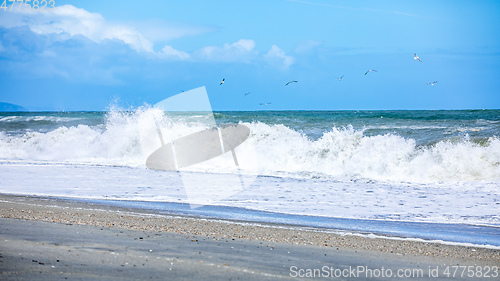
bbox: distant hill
[0,102,28,112]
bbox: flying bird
[414,53,422,62]
[220,78,225,85]
[260,102,272,106]
[427,81,438,85]
[364,69,377,75]
[336,75,344,81]
[286,80,298,86]
[244,92,250,96]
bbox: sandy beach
[0,194,498,280]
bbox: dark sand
[0,194,498,280]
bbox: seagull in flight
[364,69,377,75]
[336,75,344,81]
[427,81,438,85]
[220,78,225,85]
[260,102,272,106]
[286,80,298,86]
[414,53,422,62]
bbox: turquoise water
[2,109,499,143]
[215,110,500,144]
[0,109,499,183]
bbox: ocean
[1,109,499,246]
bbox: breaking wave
[0,107,499,184]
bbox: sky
[0,0,499,111]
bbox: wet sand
[0,194,498,280]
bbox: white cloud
[0,5,154,53]
[101,25,153,53]
[39,5,105,37]
[265,45,295,68]
[160,39,294,68]
[0,5,215,55]
[133,20,215,42]
[0,5,294,69]
[159,45,190,60]
[196,39,258,63]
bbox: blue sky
[0,0,499,111]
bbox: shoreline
[0,194,498,262]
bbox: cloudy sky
[1,0,499,111]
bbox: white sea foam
[0,161,498,226]
[251,123,500,183]
[0,115,82,123]
[363,125,449,130]
[26,116,83,122]
[0,116,21,122]
[0,108,499,184]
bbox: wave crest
[0,108,498,183]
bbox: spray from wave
[0,107,499,183]
[250,122,500,183]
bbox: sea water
[0,109,499,245]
